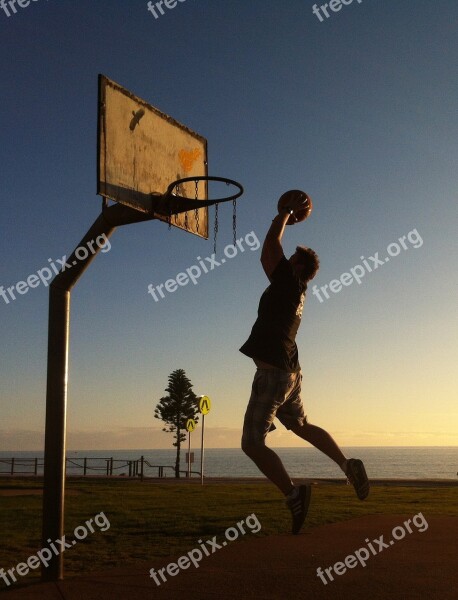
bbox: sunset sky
[1,0,457,450]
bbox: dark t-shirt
[239,255,307,372]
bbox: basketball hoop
[153,176,244,252]
[155,176,244,214]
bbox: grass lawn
[1,477,457,587]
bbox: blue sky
[1,0,457,450]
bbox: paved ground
[3,514,457,599]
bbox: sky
[0,0,457,451]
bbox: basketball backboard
[97,74,208,238]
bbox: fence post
[110,457,113,476]
[83,458,87,476]
[35,457,38,476]
[11,458,14,476]
[140,456,144,481]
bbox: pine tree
[154,369,199,478]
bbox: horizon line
[1,444,457,454]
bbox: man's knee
[290,420,309,435]
[241,438,265,457]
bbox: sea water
[1,447,457,479]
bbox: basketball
[277,190,313,225]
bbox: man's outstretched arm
[261,210,292,279]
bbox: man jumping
[240,191,369,535]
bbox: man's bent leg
[242,369,297,495]
[291,421,346,467]
[242,441,294,496]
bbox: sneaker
[345,458,370,500]
[286,484,312,535]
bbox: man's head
[289,246,319,282]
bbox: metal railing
[0,457,201,479]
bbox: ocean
[1,447,457,480]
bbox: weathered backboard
[97,75,208,238]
